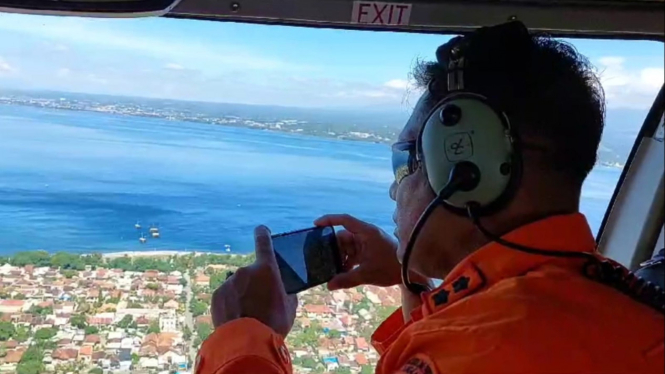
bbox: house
[4,349,25,364]
[0,300,26,314]
[195,315,212,326]
[355,337,369,352]
[164,299,179,309]
[52,348,79,364]
[303,304,333,318]
[83,334,101,346]
[57,338,72,347]
[355,353,368,366]
[139,357,159,369]
[78,346,93,362]
[158,350,187,367]
[159,315,177,332]
[143,270,159,280]
[195,274,210,286]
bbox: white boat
[149,225,159,233]
[135,221,141,229]
[151,231,160,238]
[139,234,147,244]
[225,244,231,253]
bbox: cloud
[597,56,664,109]
[0,57,14,73]
[384,79,410,90]
[164,63,185,70]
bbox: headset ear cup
[418,93,519,215]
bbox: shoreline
[100,250,249,259]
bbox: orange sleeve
[195,318,292,374]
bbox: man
[196,23,664,374]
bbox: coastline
[100,250,248,259]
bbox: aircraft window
[0,12,663,374]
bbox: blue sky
[0,12,662,110]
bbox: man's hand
[210,226,298,337]
[314,214,403,291]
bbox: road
[183,273,197,367]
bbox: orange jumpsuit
[195,213,664,374]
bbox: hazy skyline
[0,12,663,111]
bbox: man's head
[390,24,606,279]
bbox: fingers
[327,268,364,291]
[254,225,277,268]
[314,214,375,234]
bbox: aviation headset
[399,21,665,313]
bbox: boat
[151,231,160,238]
[139,234,147,244]
[135,221,141,229]
[225,244,231,253]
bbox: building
[0,300,26,314]
[159,315,177,332]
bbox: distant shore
[100,250,247,259]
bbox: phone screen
[272,226,341,294]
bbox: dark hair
[413,33,606,187]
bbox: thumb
[254,225,277,267]
[327,268,364,291]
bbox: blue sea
[0,104,620,254]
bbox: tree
[146,283,159,291]
[28,305,53,316]
[209,271,227,290]
[328,329,342,339]
[13,293,26,300]
[190,300,208,317]
[84,326,99,335]
[70,314,88,329]
[179,277,188,286]
[196,322,213,341]
[0,321,16,341]
[17,360,43,374]
[88,368,103,374]
[14,325,31,342]
[334,368,352,374]
[360,365,373,374]
[301,357,319,369]
[147,320,161,334]
[131,353,140,365]
[182,325,192,340]
[117,315,133,329]
[34,327,58,341]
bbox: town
[0,251,400,374]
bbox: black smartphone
[271,226,342,294]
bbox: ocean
[0,104,620,255]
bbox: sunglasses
[391,141,420,184]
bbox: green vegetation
[116,315,133,329]
[28,305,53,316]
[327,329,342,339]
[34,327,58,341]
[209,271,227,290]
[147,320,161,334]
[190,299,208,317]
[334,368,352,374]
[89,368,103,374]
[14,326,31,342]
[182,325,192,340]
[70,314,87,329]
[84,326,99,335]
[0,321,16,341]
[146,283,159,291]
[17,346,44,374]
[361,365,374,374]
[196,322,213,341]
[0,250,253,273]
[375,305,398,321]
